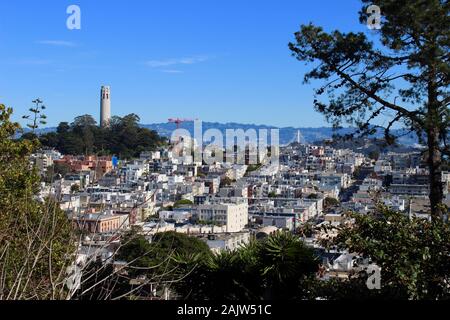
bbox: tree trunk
[427,68,444,220]
[427,126,444,220]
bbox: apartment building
[197,202,249,232]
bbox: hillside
[28,122,420,147]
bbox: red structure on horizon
[168,118,195,129]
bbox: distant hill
[140,122,420,147]
[27,122,420,147]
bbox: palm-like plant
[172,232,320,300]
[22,99,47,134]
[258,232,319,299]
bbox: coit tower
[100,86,111,127]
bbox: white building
[197,202,249,233]
[205,232,250,254]
[122,162,149,183]
[374,160,392,174]
[320,173,351,189]
[33,149,62,175]
[262,216,294,231]
[159,210,192,222]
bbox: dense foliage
[172,232,319,300]
[38,114,166,159]
[0,104,75,300]
[173,199,194,208]
[320,207,450,300]
[324,197,340,208]
[289,0,449,218]
[116,231,211,278]
[76,231,211,300]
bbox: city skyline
[0,0,365,128]
[1,0,448,305]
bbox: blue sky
[0,0,366,128]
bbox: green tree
[71,114,97,128]
[257,232,319,299]
[71,115,97,155]
[0,104,75,300]
[40,114,166,158]
[289,0,449,219]
[20,132,38,141]
[324,197,340,208]
[70,184,80,194]
[173,232,319,300]
[321,207,450,299]
[44,162,72,183]
[117,231,211,280]
[152,231,210,257]
[245,163,262,176]
[174,199,194,208]
[116,232,156,277]
[220,176,233,187]
[56,122,70,135]
[368,150,380,161]
[22,98,47,134]
[75,258,132,300]
[297,222,315,238]
[39,132,59,149]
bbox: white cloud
[145,55,209,68]
[36,40,77,47]
[161,69,184,74]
